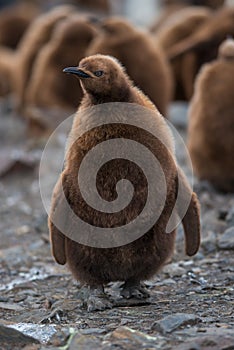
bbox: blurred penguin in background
[0,46,14,97]
[154,6,211,100]
[0,2,39,49]
[13,5,75,113]
[188,38,234,192]
[168,6,234,100]
[151,0,225,33]
[25,15,97,129]
[88,17,173,116]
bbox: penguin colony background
[0,0,233,312]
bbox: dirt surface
[0,101,233,350]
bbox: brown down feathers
[87,18,173,116]
[48,54,200,286]
[188,38,234,192]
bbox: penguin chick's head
[63,54,131,102]
[99,17,136,39]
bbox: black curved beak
[63,67,91,78]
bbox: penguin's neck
[87,85,132,105]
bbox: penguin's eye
[94,70,104,77]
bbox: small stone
[68,333,102,350]
[217,227,234,250]
[162,263,186,277]
[152,313,201,334]
[16,225,31,235]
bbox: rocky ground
[0,100,233,350]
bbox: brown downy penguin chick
[0,46,14,97]
[25,16,97,123]
[87,18,173,116]
[155,7,211,100]
[150,0,225,33]
[0,3,39,49]
[188,38,234,192]
[48,54,200,311]
[156,7,211,53]
[168,7,234,64]
[13,5,75,113]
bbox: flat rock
[0,302,24,311]
[105,326,166,349]
[217,227,234,250]
[152,313,201,334]
[174,334,234,350]
[0,324,40,350]
[68,333,102,350]
[9,323,69,345]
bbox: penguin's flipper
[48,175,68,265]
[177,167,201,256]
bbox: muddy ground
[0,101,233,350]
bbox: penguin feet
[81,285,112,312]
[120,281,150,299]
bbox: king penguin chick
[0,3,39,49]
[150,0,224,33]
[87,18,173,117]
[168,7,234,67]
[25,15,97,123]
[48,54,200,311]
[0,46,14,97]
[188,38,234,192]
[13,5,75,113]
[155,7,211,100]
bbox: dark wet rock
[217,227,234,250]
[152,313,201,334]
[0,324,40,350]
[105,326,166,349]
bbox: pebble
[152,313,201,334]
[162,263,186,277]
[68,333,102,350]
